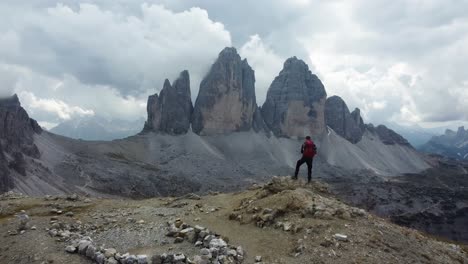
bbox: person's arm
[301,143,304,153]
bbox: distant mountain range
[50,116,144,141]
[420,126,468,160]
[384,123,443,148]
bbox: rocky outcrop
[350,108,366,132]
[144,70,193,134]
[262,57,327,138]
[0,94,43,192]
[0,94,41,157]
[145,93,162,132]
[192,47,258,135]
[325,96,364,143]
[366,124,411,147]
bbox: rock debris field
[1,177,467,264]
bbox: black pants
[294,156,313,182]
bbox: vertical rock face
[144,70,193,135]
[159,71,193,134]
[0,94,42,157]
[252,107,270,134]
[325,96,364,143]
[192,47,258,135]
[0,144,13,193]
[145,93,162,132]
[261,57,327,138]
[0,94,42,191]
[351,108,366,132]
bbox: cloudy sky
[0,0,467,130]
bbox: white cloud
[293,0,468,126]
[19,91,94,120]
[0,63,147,123]
[1,0,468,129]
[38,121,59,130]
[0,3,231,97]
[0,2,233,124]
[240,35,284,105]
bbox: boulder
[192,47,259,135]
[262,57,327,138]
[144,70,193,134]
[325,96,364,143]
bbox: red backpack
[303,140,316,158]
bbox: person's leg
[293,157,306,180]
[306,158,313,183]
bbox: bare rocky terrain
[326,158,468,243]
[1,177,467,264]
[2,46,468,262]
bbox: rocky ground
[1,177,467,264]
[327,159,468,243]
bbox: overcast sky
[0,0,467,130]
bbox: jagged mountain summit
[325,96,364,143]
[0,47,429,198]
[420,126,468,160]
[192,47,261,135]
[262,57,327,138]
[144,70,193,135]
[324,95,412,147]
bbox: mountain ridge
[1,47,428,198]
[420,126,468,160]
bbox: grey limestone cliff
[192,47,258,135]
[262,57,327,138]
[0,94,42,157]
[144,70,193,134]
[0,94,42,190]
[325,96,364,143]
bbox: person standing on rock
[293,136,317,183]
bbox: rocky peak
[0,94,42,182]
[445,129,456,137]
[218,47,241,61]
[144,70,193,135]
[0,94,42,154]
[351,108,365,131]
[325,96,364,143]
[192,47,259,135]
[0,94,20,107]
[261,57,327,138]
